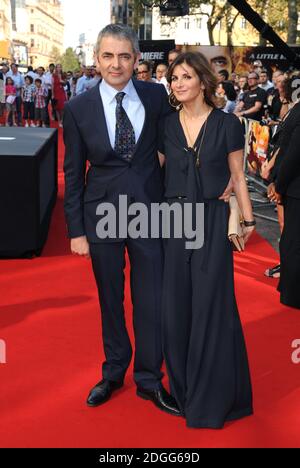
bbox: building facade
[0,0,13,61]
[152,4,260,47]
[111,0,152,40]
[11,0,64,68]
[77,0,111,66]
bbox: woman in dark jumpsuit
[161,52,255,429]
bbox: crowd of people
[1,52,299,129]
[0,62,101,128]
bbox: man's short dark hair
[139,60,152,72]
[168,49,180,57]
[249,72,259,79]
[218,69,229,80]
[25,75,34,84]
[96,23,140,56]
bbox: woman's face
[239,77,247,90]
[216,83,225,96]
[56,64,62,74]
[171,62,204,104]
[276,75,285,91]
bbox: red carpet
[0,128,300,448]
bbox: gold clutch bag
[228,195,245,252]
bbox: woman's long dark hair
[166,52,218,108]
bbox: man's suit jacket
[273,101,300,199]
[63,79,171,242]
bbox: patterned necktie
[114,92,136,161]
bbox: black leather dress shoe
[87,379,124,407]
[136,385,182,416]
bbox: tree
[225,3,240,46]
[188,0,228,45]
[138,0,296,46]
[50,46,61,64]
[287,0,299,44]
[59,48,80,72]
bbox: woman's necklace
[181,108,211,167]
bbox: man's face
[37,67,44,76]
[11,64,18,74]
[168,52,179,66]
[156,64,167,81]
[67,72,72,80]
[137,64,151,82]
[96,36,137,90]
[86,67,92,77]
[194,46,232,75]
[260,73,269,84]
[49,65,55,73]
[248,74,259,89]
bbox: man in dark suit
[63,24,180,416]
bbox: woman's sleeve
[275,121,300,194]
[225,113,245,154]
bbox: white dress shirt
[99,79,145,148]
[25,71,38,81]
[44,71,53,90]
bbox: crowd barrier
[241,117,278,223]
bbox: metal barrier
[241,117,278,223]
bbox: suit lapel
[131,80,151,159]
[87,84,115,154]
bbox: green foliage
[137,0,300,45]
[59,48,81,72]
[51,46,61,64]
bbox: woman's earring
[168,92,182,111]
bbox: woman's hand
[260,160,271,180]
[219,178,233,202]
[267,183,282,204]
[243,225,255,244]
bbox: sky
[61,0,111,49]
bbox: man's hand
[219,178,234,203]
[71,236,90,259]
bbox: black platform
[0,127,58,258]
